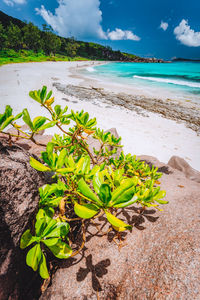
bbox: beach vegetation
[0,49,88,66]
[0,86,167,279]
[22,22,42,52]
[5,22,23,50]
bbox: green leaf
[54,105,62,117]
[40,86,47,102]
[5,105,12,118]
[29,91,41,103]
[111,187,137,207]
[87,118,96,127]
[33,116,46,131]
[35,217,46,238]
[113,168,124,186]
[41,152,51,166]
[156,199,168,204]
[26,244,42,271]
[56,149,67,169]
[44,222,70,239]
[105,211,132,232]
[113,195,138,208]
[20,229,36,249]
[89,165,100,177]
[22,109,33,130]
[93,171,104,194]
[78,178,101,205]
[56,168,74,174]
[154,190,166,200]
[40,184,57,198]
[111,178,138,204]
[66,155,75,168]
[60,117,70,125]
[74,202,99,219]
[30,157,51,172]
[40,196,63,207]
[39,253,49,279]
[35,208,54,237]
[42,238,59,247]
[81,156,90,174]
[13,112,23,121]
[98,184,111,206]
[46,90,53,100]
[39,121,57,131]
[37,207,55,220]
[83,112,89,124]
[46,142,54,165]
[47,240,72,259]
[0,113,6,126]
[0,115,14,130]
[41,218,57,237]
[76,157,84,174]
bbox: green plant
[20,208,72,278]
[0,86,167,279]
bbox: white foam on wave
[133,75,200,88]
[86,67,96,72]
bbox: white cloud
[3,0,26,6]
[174,19,200,47]
[35,0,140,41]
[36,0,107,40]
[107,28,140,41]
[160,21,168,31]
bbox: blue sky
[1,0,200,60]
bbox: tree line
[0,22,78,56]
[0,14,139,61]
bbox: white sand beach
[0,61,200,171]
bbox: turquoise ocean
[82,62,200,103]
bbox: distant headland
[172,58,200,62]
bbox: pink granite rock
[168,155,200,183]
[0,139,53,300]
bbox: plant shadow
[76,254,110,292]
[51,205,159,293]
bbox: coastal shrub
[0,86,167,279]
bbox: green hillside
[0,10,142,65]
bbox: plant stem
[77,139,96,165]
[1,131,31,140]
[42,104,73,137]
[71,220,86,257]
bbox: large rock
[0,139,51,300]
[168,155,200,183]
[40,156,200,300]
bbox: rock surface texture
[40,156,200,300]
[5,125,52,157]
[53,83,200,133]
[0,139,51,300]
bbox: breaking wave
[133,75,200,88]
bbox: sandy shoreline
[0,61,200,171]
[72,62,200,103]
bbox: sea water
[83,62,200,103]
